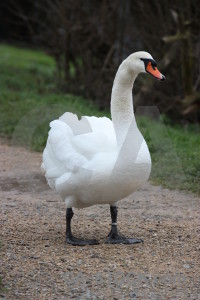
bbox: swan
[42,51,165,245]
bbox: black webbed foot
[66,235,98,246]
[106,232,143,244]
[106,206,143,244]
[66,208,98,246]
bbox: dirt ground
[0,138,199,300]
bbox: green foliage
[0,44,199,194]
[0,44,106,150]
[137,117,200,194]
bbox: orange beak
[146,61,165,81]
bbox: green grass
[137,116,200,194]
[0,44,105,150]
[0,44,199,194]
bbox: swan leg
[66,208,98,246]
[106,206,143,244]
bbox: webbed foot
[106,233,143,244]
[106,206,143,244]
[66,235,98,246]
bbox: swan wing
[71,115,116,157]
[42,113,117,187]
[42,117,87,183]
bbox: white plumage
[42,52,166,211]
[42,112,151,208]
[42,52,156,209]
[42,51,165,245]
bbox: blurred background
[0,0,199,193]
[1,0,200,118]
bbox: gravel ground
[0,138,200,299]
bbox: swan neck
[111,63,138,146]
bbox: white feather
[42,52,152,208]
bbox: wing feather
[42,114,116,189]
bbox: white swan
[42,51,165,245]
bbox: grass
[137,116,200,194]
[0,43,199,194]
[0,44,105,150]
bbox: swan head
[127,51,165,81]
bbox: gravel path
[0,138,199,299]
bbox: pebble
[183,264,191,269]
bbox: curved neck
[111,61,138,147]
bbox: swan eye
[151,61,157,70]
[140,58,157,70]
